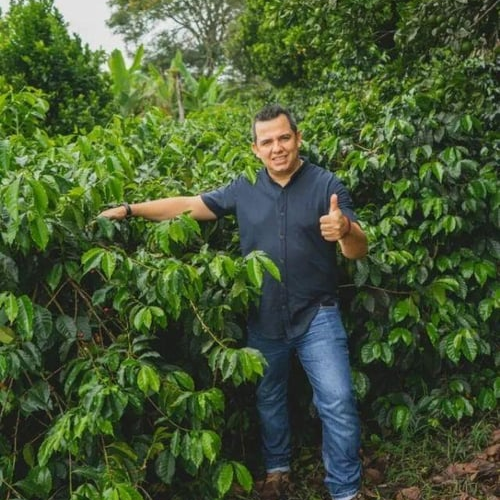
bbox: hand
[319,194,350,242]
[98,205,128,220]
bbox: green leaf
[430,161,444,183]
[220,349,238,381]
[0,325,15,344]
[246,256,263,288]
[360,341,377,364]
[169,220,186,243]
[29,179,49,214]
[380,343,394,365]
[201,430,221,463]
[155,450,176,485]
[17,295,34,340]
[477,388,496,411]
[426,323,439,346]
[445,334,461,364]
[222,255,237,277]
[392,299,409,323]
[169,370,195,391]
[81,248,104,274]
[19,342,42,372]
[460,330,478,362]
[1,292,19,323]
[493,378,500,399]
[15,465,52,499]
[55,315,77,338]
[209,255,225,281]
[29,216,50,250]
[137,364,160,394]
[216,462,234,496]
[352,370,370,400]
[392,179,411,200]
[391,405,411,431]
[23,443,36,468]
[109,49,131,94]
[101,251,117,280]
[170,430,181,457]
[354,259,369,287]
[478,299,492,321]
[182,432,203,468]
[149,306,167,327]
[233,461,253,492]
[46,263,63,291]
[473,261,496,286]
[388,328,413,346]
[4,177,20,221]
[256,253,281,281]
[20,380,52,414]
[102,487,120,500]
[115,484,143,500]
[0,138,11,170]
[133,306,153,332]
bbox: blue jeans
[248,305,361,500]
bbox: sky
[0,0,128,58]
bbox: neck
[268,158,304,186]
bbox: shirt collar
[262,156,310,187]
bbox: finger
[329,194,339,213]
[99,207,123,219]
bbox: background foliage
[0,0,498,499]
[0,0,114,134]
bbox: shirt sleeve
[200,178,241,218]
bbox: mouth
[272,155,288,165]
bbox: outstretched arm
[98,195,217,222]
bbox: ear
[296,130,303,147]
[251,143,260,157]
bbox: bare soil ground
[231,423,499,500]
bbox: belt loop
[319,299,336,307]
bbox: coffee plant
[0,100,276,499]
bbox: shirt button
[280,234,284,239]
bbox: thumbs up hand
[319,194,351,242]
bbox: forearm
[338,222,368,259]
[128,197,199,221]
[99,195,217,221]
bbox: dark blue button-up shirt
[201,158,358,339]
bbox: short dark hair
[252,104,298,142]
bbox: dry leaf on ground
[396,486,421,500]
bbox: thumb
[329,194,339,213]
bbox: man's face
[252,114,302,182]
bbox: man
[99,104,368,500]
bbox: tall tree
[0,0,113,134]
[107,0,244,75]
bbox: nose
[271,140,284,153]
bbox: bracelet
[340,216,352,239]
[121,202,133,218]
